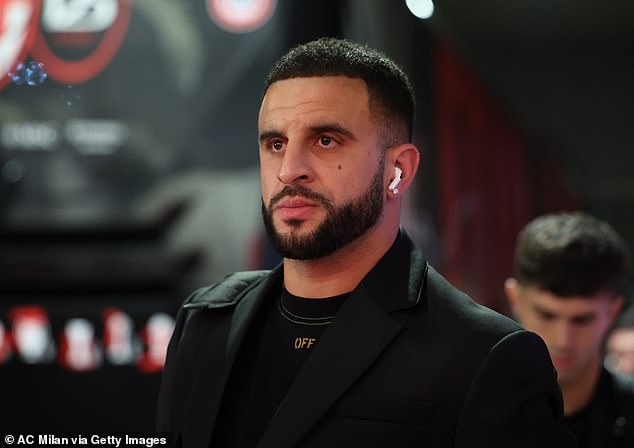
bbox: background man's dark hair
[611,305,634,332]
[264,37,415,147]
[513,212,627,297]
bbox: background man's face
[258,76,387,259]
[605,327,634,375]
[510,286,621,386]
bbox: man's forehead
[521,286,611,314]
[259,77,372,129]
[261,76,369,108]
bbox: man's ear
[608,295,625,324]
[504,278,522,312]
[386,143,420,196]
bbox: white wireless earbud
[388,167,402,194]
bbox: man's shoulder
[423,265,523,341]
[183,270,272,310]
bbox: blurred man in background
[605,305,634,376]
[506,212,634,447]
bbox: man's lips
[552,355,575,370]
[274,197,319,220]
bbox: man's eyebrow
[259,124,357,144]
[571,312,598,322]
[532,303,557,317]
[259,130,284,144]
[310,123,356,140]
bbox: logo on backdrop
[207,0,276,33]
[58,318,102,372]
[8,305,56,364]
[29,0,133,83]
[0,0,41,91]
[103,307,137,365]
[137,313,174,373]
[1,306,175,373]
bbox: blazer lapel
[180,268,283,447]
[257,283,403,448]
[257,230,427,448]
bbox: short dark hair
[513,212,626,297]
[264,37,415,146]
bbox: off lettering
[294,337,316,349]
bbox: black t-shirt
[563,405,591,448]
[211,288,348,447]
[561,368,634,448]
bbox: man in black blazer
[157,38,575,447]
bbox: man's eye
[271,140,284,151]
[572,316,596,326]
[537,312,556,321]
[319,136,334,147]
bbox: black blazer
[157,231,576,447]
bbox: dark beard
[261,160,385,260]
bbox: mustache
[268,185,334,211]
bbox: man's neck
[561,362,602,416]
[282,225,398,298]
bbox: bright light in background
[405,0,434,19]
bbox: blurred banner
[0,0,301,431]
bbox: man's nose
[553,322,574,350]
[277,142,313,185]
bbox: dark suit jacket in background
[564,367,634,447]
[157,231,576,447]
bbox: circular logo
[0,0,41,91]
[29,0,133,84]
[207,0,277,33]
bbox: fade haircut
[514,212,626,297]
[264,37,415,148]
